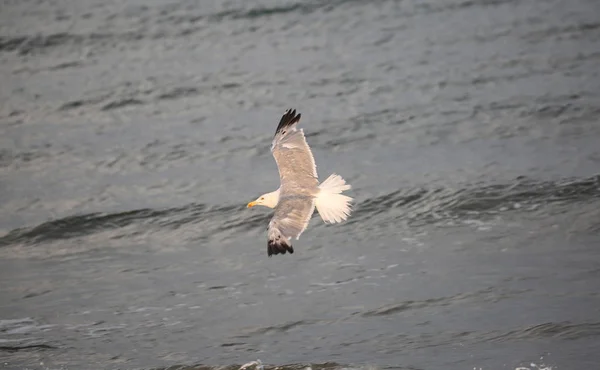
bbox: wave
[0,202,267,248]
[1,175,598,249]
[0,32,146,55]
[149,363,375,370]
[0,3,324,56]
[487,321,600,342]
[1,0,525,57]
[350,174,600,226]
[361,287,525,317]
[359,321,600,352]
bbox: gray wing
[271,109,319,196]
[266,196,315,256]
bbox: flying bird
[247,109,353,257]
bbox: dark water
[2,0,600,369]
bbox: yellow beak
[247,201,257,208]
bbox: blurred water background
[1,0,600,369]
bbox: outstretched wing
[267,196,315,256]
[271,109,319,196]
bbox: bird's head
[247,189,280,209]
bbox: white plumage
[247,109,353,257]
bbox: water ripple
[2,175,598,249]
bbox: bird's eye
[260,197,264,200]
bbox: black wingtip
[267,239,294,257]
[275,108,301,136]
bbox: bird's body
[247,109,353,257]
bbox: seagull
[247,109,353,257]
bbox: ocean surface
[1,0,600,369]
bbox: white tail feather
[315,174,353,224]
